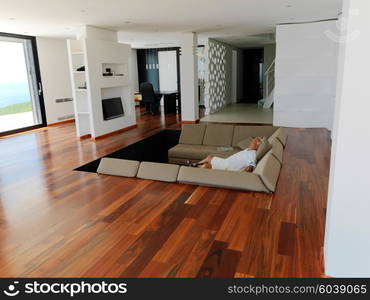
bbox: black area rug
[75,129,181,173]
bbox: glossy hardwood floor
[0,108,331,277]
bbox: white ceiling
[0,0,342,48]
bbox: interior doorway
[239,48,264,103]
[0,33,46,136]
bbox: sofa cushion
[168,144,238,160]
[137,162,180,182]
[177,166,270,193]
[271,140,284,164]
[268,128,287,146]
[256,137,272,161]
[97,158,140,177]
[179,124,207,145]
[232,126,278,147]
[253,152,281,192]
[202,124,235,146]
[236,136,253,150]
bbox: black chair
[140,82,162,115]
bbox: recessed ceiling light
[8,17,16,20]
[80,9,86,13]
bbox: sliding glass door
[0,33,46,136]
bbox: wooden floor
[0,108,331,277]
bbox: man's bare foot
[186,161,199,167]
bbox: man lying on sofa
[191,137,261,172]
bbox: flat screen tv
[102,97,124,120]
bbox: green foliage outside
[0,102,32,116]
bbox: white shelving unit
[67,35,136,139]
[67,39,92,137]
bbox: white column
[180,33,199,122]
[324,0,370,277]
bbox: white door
[158,50,178,92]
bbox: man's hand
[244,166,254,172]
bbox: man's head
[249,137,262,150]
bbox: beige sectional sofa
[168,124,284,164]
[97,124,287,193]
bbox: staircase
[258,59,275,109]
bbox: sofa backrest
[178,124,283,149]
[253,152,281,192]
[270,139,284,164]
[202,124,235,146]
[232,126,278,147]
[268,128,287,147]
[179,124,207,145]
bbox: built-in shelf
[73,71,85,74]
[71,52,84,55]
[77,111,90,115]
[102,75,124,78]
[101,76,128,88]
[75,89,87,92]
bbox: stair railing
[264,59,275,97]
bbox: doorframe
[0,32,47,137]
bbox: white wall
[36,37,73,124]
[129,49,139,93]
[274,21,339,130]
[180,33,198,121]
[325,0,370,277]
[85,39,136,138]
[76,26,117,42]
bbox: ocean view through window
[0,34,45,135]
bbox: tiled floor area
[201,103,273,124]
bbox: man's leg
[197,155,214,165]
[200,162,212,169]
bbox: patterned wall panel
[204,39,232,114]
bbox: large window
[0,33,46,136]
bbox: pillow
[236,137,253,150]
[256,137,272,160]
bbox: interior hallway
[201,103,273,124]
